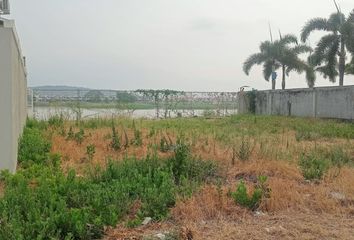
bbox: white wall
[238,86,354,120]
[0,19,27,172]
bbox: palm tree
[301,10,354,86]
[345,11,354,74]
[243,34,314,90]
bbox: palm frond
[345,57,354,74]
[243,53,266,75]
[348,9,354,22]
[278,34,298,46]
[292,45,312,55]
[259,41,273,53]
[305,66,316,88]
[343,10,354,54]
[312,34,339,65]
[262,60,275,81]
[325,38,340,82]
[301,18,330,42]
[328,12,346,31]
[314,39,340,82]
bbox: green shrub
[160,136,170,152]
[246,89,257,114]
[67,126,75,140]
[131,128,143,147]
[167,139,217,185]
[168,139,190,184]
[25,118,47,130]
[18,127,51,166]
[231,176,269,210]
[123,129,129,149]
[74,128,85,145]
[48,114,64,128]
[110,125,121,151]
[86,144,96,161]
[236,137,253,161]
[299,152,330,180]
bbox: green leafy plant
[66,126,75,140]
[299,152,330,180]
[123,129,129,149]
[18,127,51,166]
[236,137,254,161]
[48,114,64,128]
[231,176,270,210]
[160,136,170,153]
[247,90,257,114]
[131,123,143,146]
[86,144,96,161]
[168,138,190,184]
[74,128,85,145]
[110,125,121,151]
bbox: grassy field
[1,115,354,239]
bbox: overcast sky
[8,0,354,91]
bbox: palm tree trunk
[271,79,276,90]
[339,36,346,86]
[281,65,286,90]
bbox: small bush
[160,136,170,152]
[123,129,129,149]
[86,144,96,161]
[168,139,190,184]
[48,114,64,128]
[299,152,330,180]
[66,126,75,140]
[236,137,253,161]
[25,118,47,130]
[131,128,143,147]
[231,176,270,210]
[110,125,121,151]
[74,128,85,145]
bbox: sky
[7,0,354,91]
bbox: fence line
[28,89,239,120]
[237,85,354,120]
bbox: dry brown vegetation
[48,115,354,239]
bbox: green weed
[299,152,330,181]
[231,176,270,210]
[86,144,96,161]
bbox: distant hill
[30,85,91,91]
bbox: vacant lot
[1,115,354,239]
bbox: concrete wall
[238,86,354,120]
[0,19,27,172]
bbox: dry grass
[48,119,354,239]
[177,213,354,240]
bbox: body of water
[28,107,238,120]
